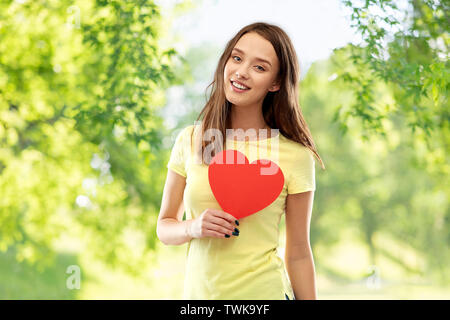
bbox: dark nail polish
[234,228,239,233]
[232,231,239,236]
[225,234,230,238]
[235,220,239,226]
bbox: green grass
[1,227,449,299]
[0,246,80,299]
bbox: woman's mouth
[230,80,250,93]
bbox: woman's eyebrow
[232,47,272,67]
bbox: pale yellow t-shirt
[166,124,316,300]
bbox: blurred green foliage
[319,0,449,283]
[338,0,448,142]
[301,56,449,285]
[0,0,448,299]
[0,0,194,275]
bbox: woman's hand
[188,208,239,239]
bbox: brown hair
[190,22,325,170]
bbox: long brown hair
[190,22,325,170]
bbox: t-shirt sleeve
[287,146,316,194]
[167,126,190,178]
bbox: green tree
[335,0,448,178]
[0,0,195,275]
[301,55,449,284]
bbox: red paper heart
[208,149,284,220]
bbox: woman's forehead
[233,33,278,67]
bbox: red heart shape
[208,149,285,220]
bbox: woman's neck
[229,104,268,132]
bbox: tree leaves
[0,0,190,274]
[338,0,448,146]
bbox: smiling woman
[223,32,281,125]
[157,22,325,300]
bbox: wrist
[184,219,193,239]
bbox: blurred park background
[0,0,448,299]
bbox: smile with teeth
[231,80,250,90]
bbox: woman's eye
[232,56,265,71]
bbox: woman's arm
[284,190,317,300]
[157,169,193,245]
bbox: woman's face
[224,32,280,107]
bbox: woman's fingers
[204,222,233,237]
[211,209,239,228]
[193,208,240,239]
[207,215,235,234]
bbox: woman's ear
[269,81,280,92]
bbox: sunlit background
[0,0,448,299]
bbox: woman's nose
[235,69,249,79]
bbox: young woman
[157,22,325,300]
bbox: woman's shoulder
[180,124,196,134]
[175,124,199,154]
[280,137,315,162]
[174,124,197,141]
[280,135,309,151]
